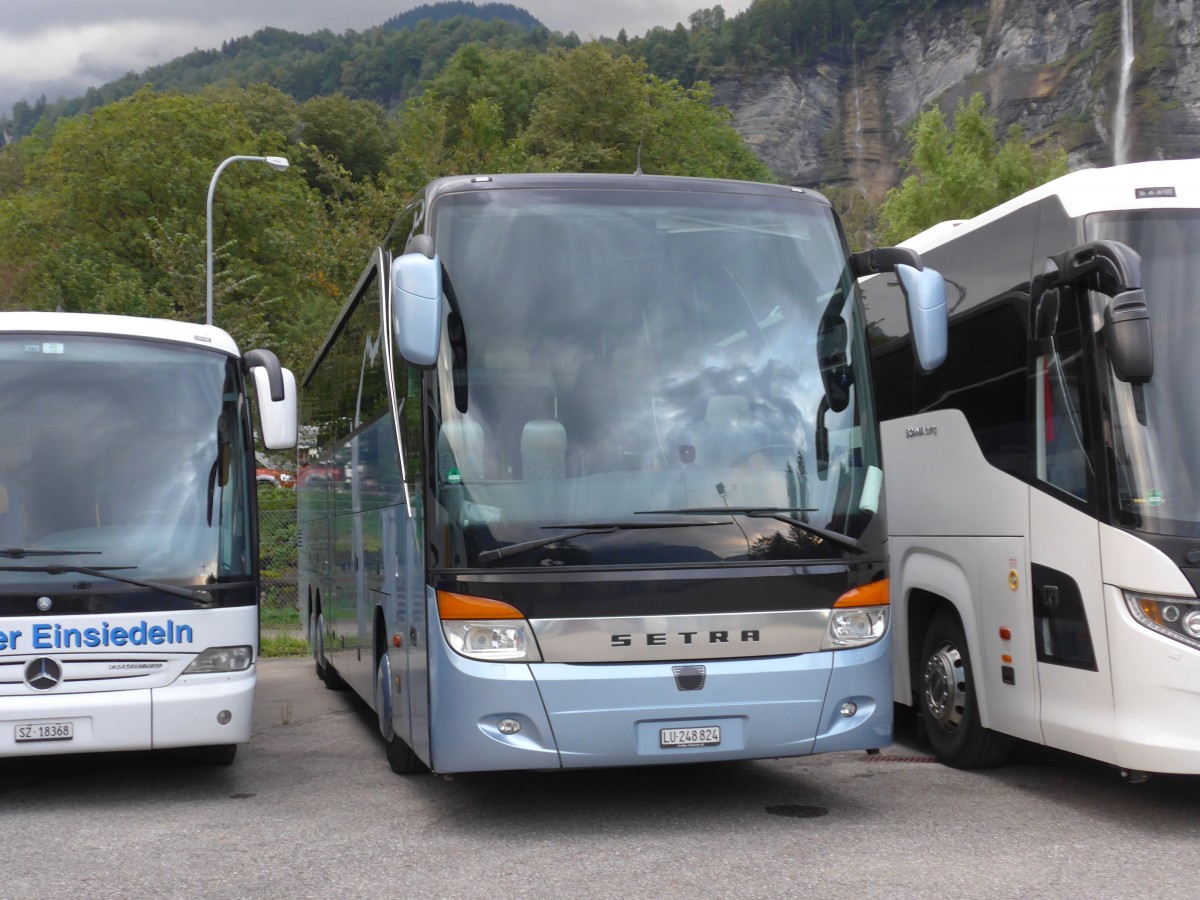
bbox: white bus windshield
[1088,211,1200,538]
[428,187,879,567]
[0,335,253,591]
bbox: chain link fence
[258,497,298,615]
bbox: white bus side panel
[882,409,1033,741]
[891,536,1042,744]
[1029,489,1115,764]
[881,409,1027,538]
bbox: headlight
[183,645,254,674]
[437,589,541,662]
[822,608,888,649]
[1124,591,1200,650]
[822,579,889,649]
[442,620,542,662]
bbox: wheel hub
[923,641,966,731]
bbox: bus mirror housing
[245,348,298,450]
[895,263,948,372]
[1105,289,1154,383]
[1044,240,1152,384]
[392,251,442,367]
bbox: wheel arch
[893,548,990,725]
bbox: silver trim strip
[530,610,831,663]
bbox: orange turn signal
[436,590,525,620]
[833,578,890,608]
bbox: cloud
[0,19,242,109]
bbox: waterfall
[1114,0,1135,164]
[850,42,865,194]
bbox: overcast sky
[0,1,750,115]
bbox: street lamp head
[264,156,290,172]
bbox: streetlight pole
[205,154,289,327]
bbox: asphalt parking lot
[4,657,1200,899]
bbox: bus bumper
[0,669,254,758]
[428,630,891,773]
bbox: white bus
[860,159,1200,780]
[298,172,948,775]
[0,312,297,764]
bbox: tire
[918,610,1012,768]
[385,733,426,776]
[314,612,347,691]
[375,653,396,741]
[377,651,426,775]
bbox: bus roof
[898,158,1200,254]
[418,172,831,207]
[0,311,240,356]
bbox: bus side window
[1035,289,1092,501]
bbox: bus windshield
[0,335,253,591]
[428,187,879,567]
[1087,210,1200,538]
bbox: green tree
[389,43,769,188]
[0,87,339,370]
[521,44,771,180]
[878,93,1068,244]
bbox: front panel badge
[24,657,63,691]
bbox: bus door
[1028,276,1115,760]
[392,314,432,764]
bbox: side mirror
[1044,240,1151,385]
[816,315,851,414]
[245,349,298,450]
[1105,289,1154,383]
[392,251,442,367]
[896,263,948,372]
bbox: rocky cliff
[714,0,1200,197]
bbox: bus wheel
[311,608,322,679]
[385,733,425,776]
[375,653,395,741]
[375,654,426,775]
[315,613,347,691]
[919,611,1011,768]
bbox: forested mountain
[381,2,543,31]
[8,0,1200,189]
[0,44,769,371]
[5,0,1196,381]
[2,0,968,142]
[3,15,574,141]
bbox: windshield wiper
[477,521,726,566]
[1,548,102,559]
[635,507,862,554]
[0,564,211,602]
